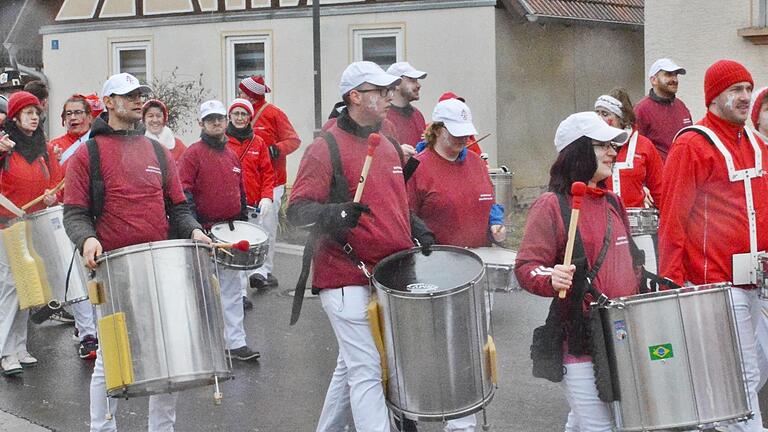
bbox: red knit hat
[142,99,168,123]
[228,98,254,118]
[438,91,465,103]
[704,60,753,107]
[238,75,271,99]
[751,87,768,129]
[7,91,41,120]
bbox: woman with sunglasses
[515,112,640,432]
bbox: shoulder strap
[323,131,352,204]
[253,103,270,125]
[385,134,405,166]
[86,138,104,218]
[147,138,168,191]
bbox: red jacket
[407,148,493,247]
[168,138,186,162]
[50,131,85,156]
[605,129,663,207]
[0,146,63,222]
[226,134,275,206]
[659,112,768,287]
[634,90,693,161]
[515,191,638,302]
[386,104,426,147]
[251,101,301,187]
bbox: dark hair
[548,136,598,195]
[23,80,48,101]
[609,87,636,129]
[60,94,90,123]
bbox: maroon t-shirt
[407,149,494,248]
[289,125,413,289]
[178,140,243,226]
[386,105,426,147]
[64,134,187,252]
[634,93,693,162]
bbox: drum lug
[213,375,223,405]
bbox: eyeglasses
[114,93,148,102]
[229,111,250,118]
[355,87,395,97]
[592,142,620,152]
[203,115,227,123]
[64,110,86,118]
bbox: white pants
[316,286,390,432]
[561,362,613,432]
[445,415,476,431]
[253,185,283,279]
[0,244,28,357]
[219,267,247,350]
[89,348,178,431]
[632,234,657,274]
[757,298,768,390]
[72,300,97,339]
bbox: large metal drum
[488,167,514,233]
[598,283,750,431]
[372,246,494,421]
[26,206,88,304]
[93,240,231,398]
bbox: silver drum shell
[373,246,494,421]
[25,206,88,303]
[95,240,232,398]
[489,171,514,233]
[209,221,269,270]
[602,284,750,430]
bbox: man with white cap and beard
[386,61,427,154]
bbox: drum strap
[610,129,638,196]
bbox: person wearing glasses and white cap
[515,112,639,432]
[287,61,435,432]
[63,72,210,431]
[386,62,427,154]
[634,58,693,162]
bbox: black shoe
[242,296,253,310]
[265,274,279,287]
[227,346,260,361]
[78,335,98,360]
[49,309,75,323]
[249,273,267,289]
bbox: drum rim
[209,221,268,243]
[469,246,517,264]
[603,282,732,307]
[96,239,212,263]
[372,245,485,296]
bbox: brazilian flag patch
[649,343,674,361]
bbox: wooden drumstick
[559,182,587,299]
[211,240,250,251]
[353,133,381,203]
[22,179,65,210]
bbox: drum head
[211,221,268,244]
[373,246,484,294]
[470,247,517,266]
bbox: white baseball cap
[554,111,628,153]
[648,58,686,78]
[432,99,478,137]
[101,73,152,98]
[199,99,227,120]
[386,62,427,80]
[339,61,401,97]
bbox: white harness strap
[611,129,638,196]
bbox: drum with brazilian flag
[649,343,674,361]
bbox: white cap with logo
[554,112,628,153]
[339,61,401,97]
[432,99,478,137]
[101,73,152,99]
[386,62,427,80]
[648,58,686,78]
[199,100,227,120]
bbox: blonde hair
[424,122,445,149]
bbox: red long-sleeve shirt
[605,129,664,208]
[634,91,693,162]
[226,134,274,205]
[251,101,301,187]
[659,112,768,287]
[386,104,426,147]
[0,147,63,222]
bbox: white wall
[42,5,497,185]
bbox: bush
[150,67,211,134]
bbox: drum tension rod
[213,376,223,405]
[105,397,112,421]
[481,407,491,431]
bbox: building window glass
[760,0,768,27]
[112,41,151,84]
[353,27,404,70]
[226,35,271,101]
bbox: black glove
[416,232,436,256]
[268,144,280,160]
[317,202,371,234]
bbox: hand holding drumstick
[554,182,587,299]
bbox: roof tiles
[520,0,644,25]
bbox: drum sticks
[559,182,587,299]
[211,240,250,251]
[353,133,381,203]
[22,179,65,211]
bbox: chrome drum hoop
[209,221,269,270]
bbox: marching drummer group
[2,55,768,432]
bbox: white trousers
[316,286,390,432]
[253,185,283,279]
[445,415,476,431]
[561,362,613,432]
[89,348,178,431]
[72,300,97,339]
[757,298,768,390]
[219,267,247,350]
[0,244,28,357]
[632,234,657,274]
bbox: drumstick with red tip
[559,182,587,299]
[212,240,250,251]
[353,133,381,203]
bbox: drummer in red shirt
[515,111,637,431]
[659,60,767,431]
[406,98,504,432]
[0,91,62,376]
[595,89,663,274]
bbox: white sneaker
[17,350,37,366]
[1,354,22,376]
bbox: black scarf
[226,122,253,143]
[648,88,675,105]
[4,120,48,164]
[390,103,414,117]
[336,108,380,139]
[201,132,227,150]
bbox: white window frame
[111,40,152,83]
[225,34,272,102]
[352,26,404,70]
[760,0,768,27]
